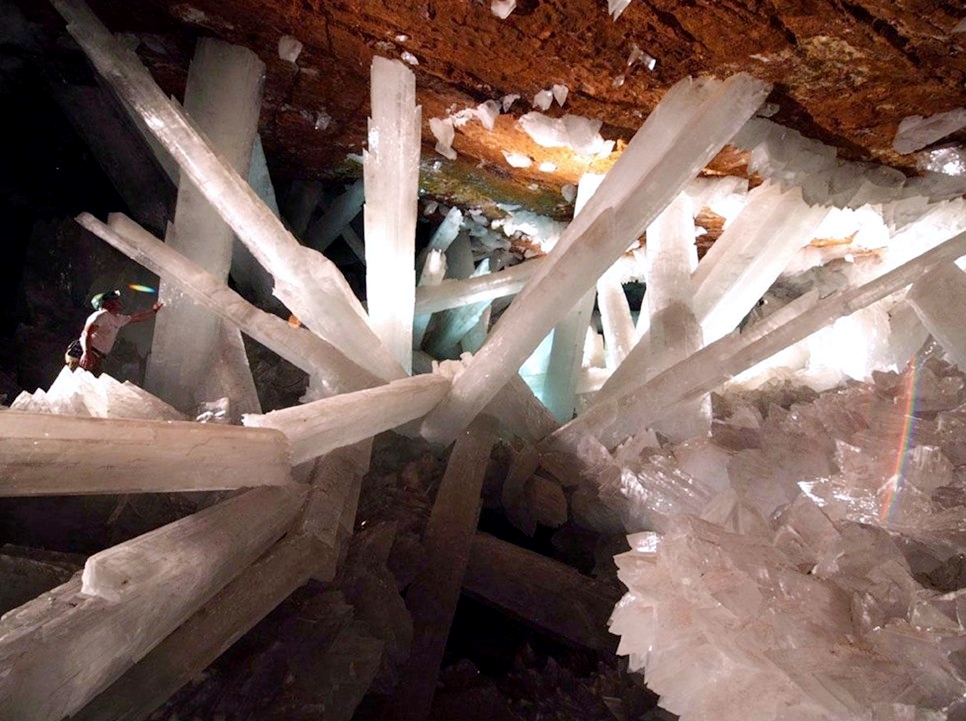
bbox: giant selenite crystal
[145,37,264,414]
[421,73,772,445]
[52,0,404,382]
[364,56,421,372]
[0,485,306,720]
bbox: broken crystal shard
[81,213,380,396]
[429,116,457,159]
[243,374,450,465]
[0,485,305,720]
[422,73,772,445]
[597,269,636,369]
[0,410,293,495]
[556,228,966,450]
[53,0,404,382]
[552,83,568,106]
[906,261,966,370]
[277,34,302,62]
[502,150,532,168]
[490,0,516,18]
[532,89,553,110]
[364,56,420,372]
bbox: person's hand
[152,302,164,313]
[79,351,94,371]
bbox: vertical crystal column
[364,56,421,373]
[642,193,709,442]
[145,38,264,413]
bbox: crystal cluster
[609,358,966,721]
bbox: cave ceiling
[13,0,966,220]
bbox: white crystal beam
[906,261,966,369]
[51,0,404,382]
[596,270,636,369]
[304,179,364,251]
[146,38,264,413]
[70,532,327,721]
[0,411,293,495]
[364,56,421,372]
[639,193,709,441]
[243,374,450,465]
[0,485,305,720]
[420,73,771,445]
[553,229,966,450]
[543,289,596,422]
[79,213,381,396]
[413,249,447,349]
[414,257,540,314]
[692,181,831,342]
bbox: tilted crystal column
[364,56,421,372]
[906,260,966,369]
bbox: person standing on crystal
[65,290,163,376]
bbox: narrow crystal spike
[421,73,772,445]
[364,57,421,372]
[596,268,636,369]
[304,179,364,252]
[414,256,540,314]
[413,249,448,348]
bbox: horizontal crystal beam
[553,229,966,450]
[413,257,541,314]
[0,411,293,495]
[79,213,380,396]
[0,486,305,720]
[243,374,451,465]
[420,73,771,445]
[51,0,404,382]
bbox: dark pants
[65,348,105,377]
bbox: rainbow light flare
[878,363,921,524]
[128,283,157,294]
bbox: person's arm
[79,318,98,371]
[128,302,164,323]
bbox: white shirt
[83,309,131,354]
